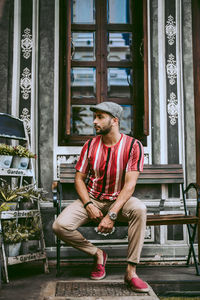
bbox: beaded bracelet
[84,201,93,209]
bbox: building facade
[0,0,199,263]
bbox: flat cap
[90,102,123,119]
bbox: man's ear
[112,117,119,126]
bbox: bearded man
[53,102,148,292]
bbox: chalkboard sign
[0,113,26,141]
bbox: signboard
[8,252,46,265]
[0,210,40,219]
[0,168,33,177]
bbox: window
[59,0,148,146]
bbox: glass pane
[107,0,131,24]
[120,105,133,135]
[72,0,95,24]
[107,68,132,98]
[71,68,96,98]
[71,105,95,135]
[72,32,95,61]
[107,33,132,61]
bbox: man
[53,102,148,292]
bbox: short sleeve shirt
[75,134,144,201]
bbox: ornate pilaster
[165,1,179,165]
[19,0,33,138]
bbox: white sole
[90,272,106,280]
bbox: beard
[94,121,112,135]
[95,126,112,135]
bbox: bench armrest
[184,183,200,218]
[52,181,58,208]
[184,182,200,200]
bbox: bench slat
[59,164,184,184]
[137,178,184,184]
[147,214,198,225]
[79,215,198,227]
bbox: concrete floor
[0,261,200,300]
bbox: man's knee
[52,219,61,234]
[52,217,77,234]
[135,203,147,217]
[129,199,147,218]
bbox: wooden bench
[52,164,200,275]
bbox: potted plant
[0,179,47,211]
[12,145,36,169]
[2,219,24,257]
[0,144,14,168]
[18,183,48,210]
[20,215,41,254]
[0,179,21,211]
[2,216,41,256]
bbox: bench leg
[186,223,200,275]
[56,237,61,276]
[186,224,197,265]
[56,182,63,276]
[182,183,200,275]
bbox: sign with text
[8,252,46,265]
[0,210,39,219]
[0,168,33,177]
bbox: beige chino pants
[53,196,147,264]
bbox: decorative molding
[165,15,176,45]
[56,155,79,178]
[21,28,33,59]
[167,92,178,126]
[94,227,116,237]
[57,155,79,164]
[20,67,32,100]
[166,53,177,85]
[144,153,149,164]
[145,226,154,241]
[20,108,31,133]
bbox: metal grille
[55,281,149,297]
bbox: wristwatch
[108,211,117,221]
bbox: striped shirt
[75,134,144,201]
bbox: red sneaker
[124,276,149,293]
[90,251,108,280]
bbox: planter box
[0,155,13,168]
[18,201,37,210]
[21,240,39,254]
[5,242,21,257]
[12,157,29,169]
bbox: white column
[176,0,185,174]
[158,0,168,201]
[158,0,168,164]
[11,0,21,116]
[31,0,39,181]
[53,0,60,180]
[146,0,152,164]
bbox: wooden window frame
[58,0,149,146]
